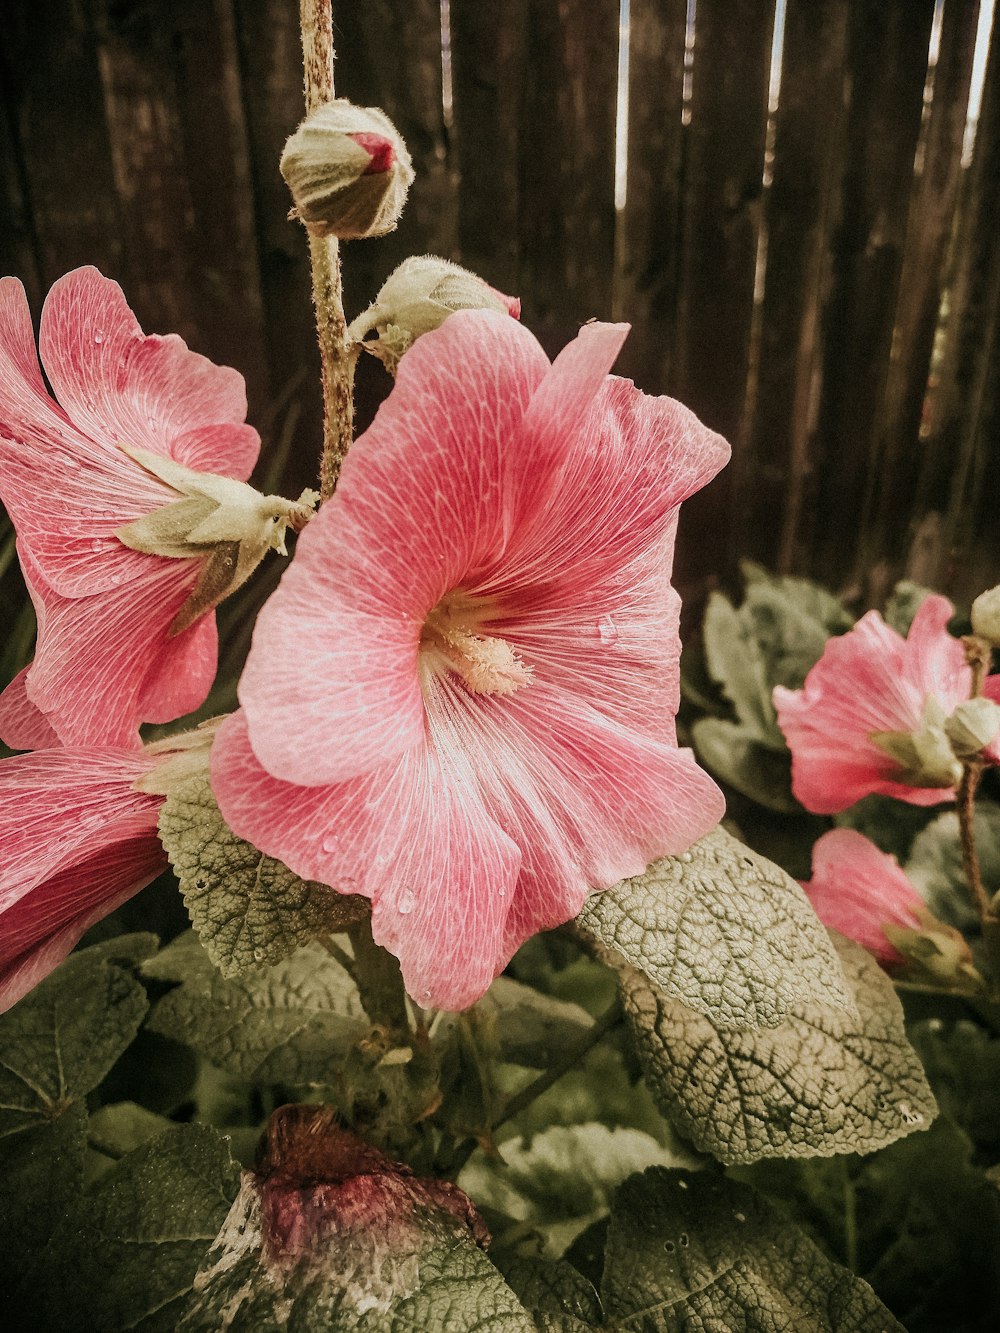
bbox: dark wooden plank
[670,0,775,586]
[516,0,620,328]
[450,0,529,294]
[737,0,851,574]
[0,54,43,304]
[920,18,1000,597]
[2,0,124,287]
[334,0,454,316]
[808,0,937,586]
[612,0,688,393]
[866,0,982,568]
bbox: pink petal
[803,828,924,967]
[22,548,209,748]
[38,268,258,478]
[0,839,165,1015]
[212,711,521,1010]
[239,311,550,787]
[0,666,61,750]
[774,597,970,814]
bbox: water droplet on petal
[597,614,619,646]
[94,331,104,345]
[63,456,81,471]
[89,538,104,552]
[321,835,338,853]
[397,889,417,915]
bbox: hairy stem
[347,916,411,1036]
[298,0,356,499]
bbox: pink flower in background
[212,310,729,1009]
[802,828,925,968]
[0,266,260,750]
[0,745,168,1013]
[774,595,1000,813]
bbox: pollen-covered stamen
[420,595,531,697]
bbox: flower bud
[971,585,1000,645]
[279,100,414,239]
[353,256,521,373]
[871,695,963,789]
[944,697,1000,758]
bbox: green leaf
[479,978,593,1068]
[86,1101,175,1180]
[622,934,936,1164]
[702,592,776,742]
[48,1123,241,1333]
[460,1123,689,1260]
[834,793,938,863]
[740,562,855,637]
[0,934,155,1139]
[884,580,935,636]
[497,1255,602,1330]
[907,1019,1000,1156]
[690,717,801,813]
[600,1167,903,1331]
[578,827,853,1030]
[905,803,1000,933]
[147,937,368,1083]
[158,768,368,978]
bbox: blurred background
[0,0,998,639]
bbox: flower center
[420,593,531,697]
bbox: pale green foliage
[621,935,936,1164]
[884,580,936,635]
[0,934,156,1137]
[476,978,593,1068]
[601,1167,903,1331]
[905,802,1000,932]
[147,934,368,1083]
[158,767,367,977]
[577,828,853,1030]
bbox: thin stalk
[958,633,1000,976]
[298,0,356,499]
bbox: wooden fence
[1,0,998,603]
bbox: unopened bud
[351,256,521,373]
[945,697,1000,758]
[871,695,963,789]
[280,100,414,239]
[971,585,1000,646]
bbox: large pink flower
[774,595,998,813]
[0,267,260,749]
[0,745,168,1013]
[212,311,729,1009]
[802,829,925,968]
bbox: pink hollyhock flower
[774,595,1000,813]
[0,745,168,1013]
[802,828,925,968]
[212,310,729,1009]
[0,266,262,750]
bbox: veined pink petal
[22,549,212,748]
[239,311,550,787]
[0,744,167,1011]
[803,828,925,967]
[0,666,61,750]
[39,268,257,478]
[774,594,970,813]
[212,711,521,1009]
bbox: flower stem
[959,633,1000,976]
[298,0,356,500]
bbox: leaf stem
[298,0,357,500]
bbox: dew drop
[63,456,81,471]
[94,331,105,345]
[679,1232,689,1248]
[663,1240,675,1254]
[89,538,104,552]
[321,835,338,853]
[252,948,264,962]
[597,613,619,646]
[397,889,417,915]
[734,1211,746,1223]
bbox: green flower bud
[351,256,521,373]
[971,585,1000,646]
[944,697,1000,758]
[279,100,414,239]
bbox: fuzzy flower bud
[944,697,1000,759]
[279,100,414,239]
[971,585,1000,646]
[871,695,964,789]
[352,256,521,373]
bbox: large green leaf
[159,768,368,978]
[702,592,776,742]
[689,718,801,813]
[600,1167,902,1331]
[0,934,156,1138]
[578,828,852,1030]
[47,1123,241,1332]
[905,803,1000,933]
[622,934,936,1164]
[146,935,368,1083]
